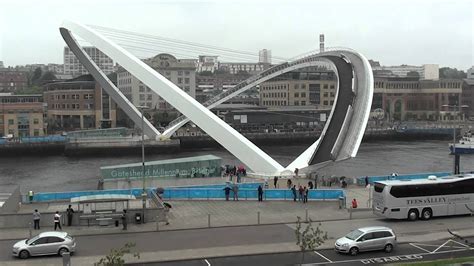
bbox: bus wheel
[421,208,432,220]
[408,209,419,221]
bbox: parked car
[334,226,396,256]
[12,231,76,259]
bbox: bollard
[156,216,159,231]
[62,252,71,266]
[349,208,353,220]
[28,222,32,238]
[208,214,211,228]
[257,211,260,225]
[305,209,308,222]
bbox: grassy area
[394,256,474,266]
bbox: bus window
[374,183,385,193]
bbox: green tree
[295,217,328,265]
[15,85,43,95]
[39,71,57,82]
[95,242,140,266]
[406,71,420,78]
[30,67,43,85]
[439,67,467,79]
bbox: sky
[0,0,473,70]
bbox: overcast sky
[0,0,472,70]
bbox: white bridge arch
[60,21,373,176]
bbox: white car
[12,231,76,259]
[335,226,397,256]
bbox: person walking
[121,210,128,230]
[365,176,369,187]
[287,179,292,189]
[298,185,304,202]
[66,205,74,226]
[54,211,62,231]
[273,176,278,188]
[291,185,297,201]
[257,185,263,202]
[233,184,239,201]
[303,187,308,203]
[224,186,231,201]
[32,209,41,230]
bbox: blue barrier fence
[29,184,344,202]
[356,171,455,185]
[0,135,66,145]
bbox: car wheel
[58,247,69,256]
[384,243,393,253]
[349,247,359,256]
[408,209,419,221]
[422,208,432,220]
[19,250,29,259]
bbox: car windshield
[345,229,364,240]
[26,235,39,244]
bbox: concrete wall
[0,208,164,229]
[0,186,21,214]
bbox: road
[2,216,474,264]
[139,239,474,266]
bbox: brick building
[0,94,45,137]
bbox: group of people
[224,165,247,184]
[32,205,129,230]
[223,183,240,201]
[32,205,75,231]
[290,185,310,203]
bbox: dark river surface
[1,140,473,192]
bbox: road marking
[308,248,474,265]
[449,239,471,248]
[432,240,450,253]
[410,243,431,253]
[204,259,211,266]
[314,251,333,262]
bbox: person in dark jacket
[66,205,74,226]
[291,185,297,201]
[257,185,264,201]
[121,210,128,230]
[224,186,232,201]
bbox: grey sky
[1,0,472,70]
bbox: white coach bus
[372,174,474,220]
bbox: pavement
[2,215,474,265]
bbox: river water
[0,140,473,192]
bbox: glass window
[185,78,190,84]
[178,71,183,76]
[374,183,385,193]
[178,78,182,84]
[32,237,48,245]
[8,119,14,125]
[33,119,39,124]
[47,237,64,243]
[294,93,299,97]
[359,233,374,241]
[345,229,363,240]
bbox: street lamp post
[442,104,468,175]
[137,105,149,224]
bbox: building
[372,64,439,80]
[197,55,219,73]
[0,70,28,93]
[467,66,474,80]
[462,67,474,118]
[259,69,337,109]
[117,53,196,110]
[43,75,117,132]
[0,94,45,137]
[259,49,272,64]
[64,46,114,77]
[0,61,4,68]
[374,77,463,121]
[196,72,250,103]
[214,104,330,133]
[219,62,270,75]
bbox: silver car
[335,226,396,256]
[12,231,76,259]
